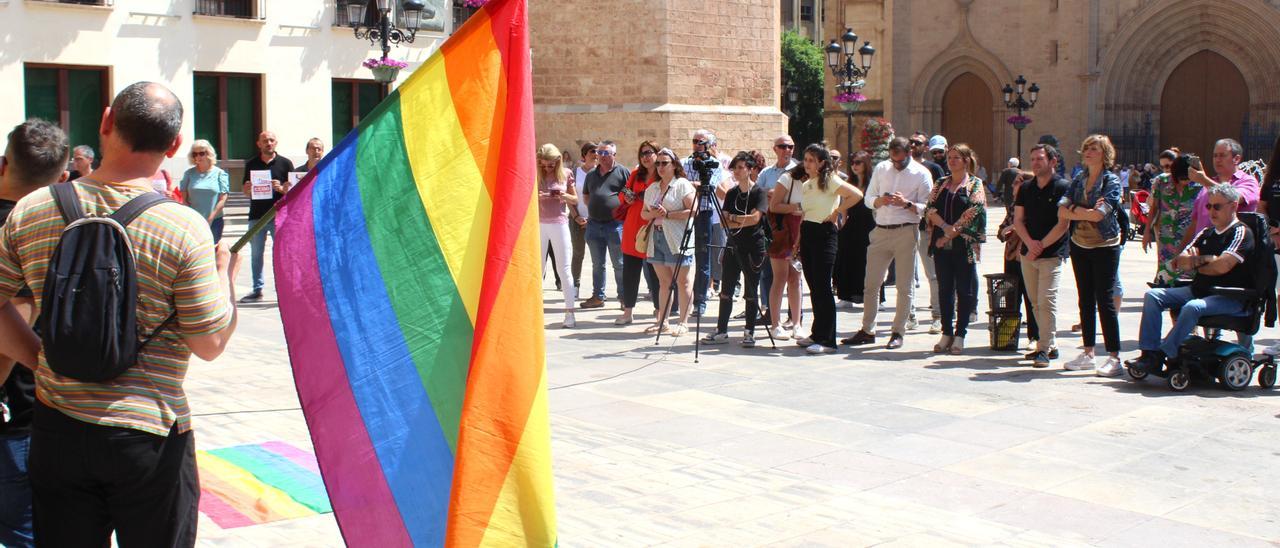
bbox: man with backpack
[0,118,68,548]
[0,82,240,547]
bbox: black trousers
[834,216,867,301]
[1004,258,1039,341]
[934,246,977,338]
[716,244,764,334]
[621,254,658,309]
[800,221,839,347]
[1070,243,1122,353]
[29,403,198,548]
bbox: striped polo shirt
[0,180,232,436]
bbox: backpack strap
[110,191,171,227]
[49,183,86,224]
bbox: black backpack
[36,183,176,382]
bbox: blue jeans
[1140,286,1247,357]
[692,211,726,311]
[0,433,33,548]
[248,217,276,293]
[585,219,623,300]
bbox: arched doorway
[1160,50,1249,158]
[941,72,995,181]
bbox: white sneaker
[1263,343,1280,357]
[771,326,792,340]
[701,332,729,344]
[838,299,856,309]
[795,336,814,347]
[905,315,919,331]
[805,343,836,355]
[1064,353,1097,371]
[562,314,576,329]
[928,319,942,335]
[1096,356,1124,377]
[741,332,756,348]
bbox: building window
[194,0,258,19]
[453,0,479,31]
[332,80,388,145]
[193,73,263,164]
[23,65,109,155]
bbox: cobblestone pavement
[188,201,1280,546]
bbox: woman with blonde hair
[179,139,230,241]
[924,144,987,354]
[1059,134,1125,375]
[537,143,580,328]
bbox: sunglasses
[654,160,673,167]
[192,151,210,157]
[692,139,708,146]
[774,144,794,149]
[538,162,556,168]
[596,150,613,156]
[908,140,926,146]
[1205,202,1233,211]
[640,150,656,156]
[852,160,865,165]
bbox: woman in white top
[641,149,697,336]
[795,144,863,354]
[537,144,580,328]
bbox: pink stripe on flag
[273,181,412,547]
[198,488,256,529]
[259,441,322,475]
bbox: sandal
[668,323,689,337]
[645,324,665,334]
[949,337,965,355]
[933,335,953,354]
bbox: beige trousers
[1020,256,1065,352]
[861,226,920,335]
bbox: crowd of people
[538,128,1280,375]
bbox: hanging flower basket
[835,91,867,112]
[1007,115,1033,131]
[462,0,488,6]
[363,57,409,83]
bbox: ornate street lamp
[346,0,434,81]
[1002,74,1040,162]
[826,28,874,178]
[783,83,800,117]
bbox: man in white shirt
[570,141,597,290]
[846,137,934,350]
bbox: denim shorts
[647,231,692,267]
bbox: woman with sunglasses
[836,151,874,307]
[537,144,580,328]
[642,149,697,336]
[795,144,863,354]
[179,139,230,242]
[1143,148,1198,284]
[1059,134,1125,375]
[617,141,662,326]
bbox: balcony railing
[194,0,258,19]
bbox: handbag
[637,181,675,253]
[767,176,800,256]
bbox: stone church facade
[829,0,1280,175]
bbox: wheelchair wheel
[1168,368,1191,391]
[1219,356,1253,391]
[1127,363,1148,381]
[1260,365,1277,389]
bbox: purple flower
[463,0,488,7]
[362,57,409,70]
[834,92,867,104]
[1007,115,1033,125]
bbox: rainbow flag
[271,0,556,544]
[197,441,332,529]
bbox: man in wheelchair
[1126,184,1256,375]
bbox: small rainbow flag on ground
[272,0,556,546]
[197,441,332,529]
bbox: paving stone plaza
[183,200,1280,546]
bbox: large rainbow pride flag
[271,0,556,544]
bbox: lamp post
[783,83,799,118]
[346,0,433,63]
[1001,74,1040,162]
[826,28,874,177]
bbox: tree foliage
[781,30,825,150]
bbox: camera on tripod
[690,150,720,191]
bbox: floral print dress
[1150,173,1201,283]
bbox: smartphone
[1188,155,1202,170]
[549,189,563,196]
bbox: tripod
[653,171,777,360]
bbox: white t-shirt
[574,167,592,219]
[643,177,696,257]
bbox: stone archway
[941,72,995,179]
[1159,50,1249,157]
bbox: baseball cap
[928,135,948,152]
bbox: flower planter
[1012,122,1028,131]
[371,65,400,83]
[837,101,862,113]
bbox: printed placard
[250,170,273,200]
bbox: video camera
[690,150,720,193]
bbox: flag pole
[230,204,278,254]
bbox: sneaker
[1263,343,1280,357]
[690,307,705,319]
[1096,356,1124,377]
[1048,347,1059,360]
[970,311,978,323]
[805,343,837,355]
[701,332,729,344]
[733,310,748,319]
[795,336,814,347]
[838,299,856,309]
[239,290,263,303]
[1064,353,1097,371]
[928,319,942,335]
[581,296,605,309]
[771,326,792,340]
[905,315,919,331]
[741,332,756,348]
[1032,351,1050,368]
